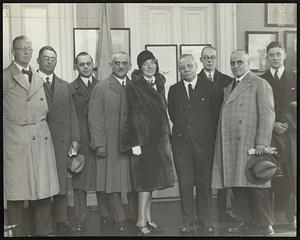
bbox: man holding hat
[211,50,275,236]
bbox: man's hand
[68,141,80,157]
[132,146,142,156]
[273,122,288,135]
[255,144,265,155]
[96,147,106,158]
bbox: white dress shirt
[38,70,53,84]
[204,70,215,82]
[270,65,285,80]
[144,75,157,91]
[114,75,126,86]
[183,76,197,99]
[81,76,93,87]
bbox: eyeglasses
[114,61,130,67]
[230,60,245,66]
[14,47,33,52]
[42,56,56,62]
[78,62,93,67]
[202,55,217,61]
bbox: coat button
[239,120,242,124]
[45,137,48,140]
[61,140,64,143]
[61,121,63,124]
[237,137,241,141]
[32,136,35,141]
[27,99,30,101]
[40,98,43,101]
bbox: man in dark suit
[69,52,98,234]
[198,46,237,223]
[260,41,297,229]
[37,46,80,236]
[168,54,218,234]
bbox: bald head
[230,50,249,78]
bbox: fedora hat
[245,154,277,185]
[67,154,85,174]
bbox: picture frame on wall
[145,44,178,98]
[265,3,297,27]
[73,28,130,68]
[284,31,297,73]
[180,44,211,74]
[245,31,279,72]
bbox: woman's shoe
[137,225,151,236]
[147,221,164,233]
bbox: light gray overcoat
[88,75,132,204]
[211,71,275,189]
[3,62,59,200]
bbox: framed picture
[284,31,297,73]
[265,3,297,27]
[145,44,178,98]
[180,44,211,74]
[245,31,279,72]
[73,28,130,68]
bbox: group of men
[4,34,296,237]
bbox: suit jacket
[168,76,218,152]
[211,71,275,188]
[45,73,80,195]
[260,70,296,122]
[69,76,98,191]
[3,62,59,200]
[89,74,132,202]
[198,69,232,117]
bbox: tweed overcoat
[3,62,59,200]
[88,74,132,204]
[69,76,98,192]
[45,74,80,195]
[211,71,275,189]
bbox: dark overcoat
[211,71,275,189]
[120,70,175,191]
[88,74,132,204]
[69,76,98,192]
[44,74,80,195]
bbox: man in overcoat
[3,35,60,236]
[37,46,80,235]
[211,50,275,236]
[198,46,237,223]
[69,52,98,233]
[260,41,297,229]
[168,54,218,234]
[89,52,137,234]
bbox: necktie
[274,70,280,81]
[22,69,32,83]
[122,81,125,87]
[188,83,194,100]
[147,80,155,87]
[208,73,212,81]
[88,80,92,88]
[231,78,239,92]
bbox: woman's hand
[132,146,142,155]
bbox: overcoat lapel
[52,75,65,107]
[27,72,44,98]
[9,62,31,91]
[224,72,253,104]
[179,80,189,103]
[109,75,123,95]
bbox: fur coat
[120,69,174,191]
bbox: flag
[96,3,113,80]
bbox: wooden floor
[9,198,296,237]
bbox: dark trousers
[232,187,274,227]
[173,150,213,226]
[217,188,235,219]
[73,189,87,226]
[96,191,138,223]
[7,198,53,236]
[53,195,69,223]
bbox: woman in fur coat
[120,50,174,235]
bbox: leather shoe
[202,226,216,233]
[223,211,239,223]
[227,222,251,233]
[115,221,127,233]
[260,225,275,237]
[137,225,151,236]
[179,223,195,234]
[73,224,86,233]
[56,221,76,235]
[147,221,164,233]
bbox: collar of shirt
[270,65,285,79]
[113,75,127,86]
[14,61,30,72]
[38,70,53,84]
[81,76,93,87]
[236,70,249,83]
[204,70,215,81]
[183,76,197,89]
[144,75,155,84]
